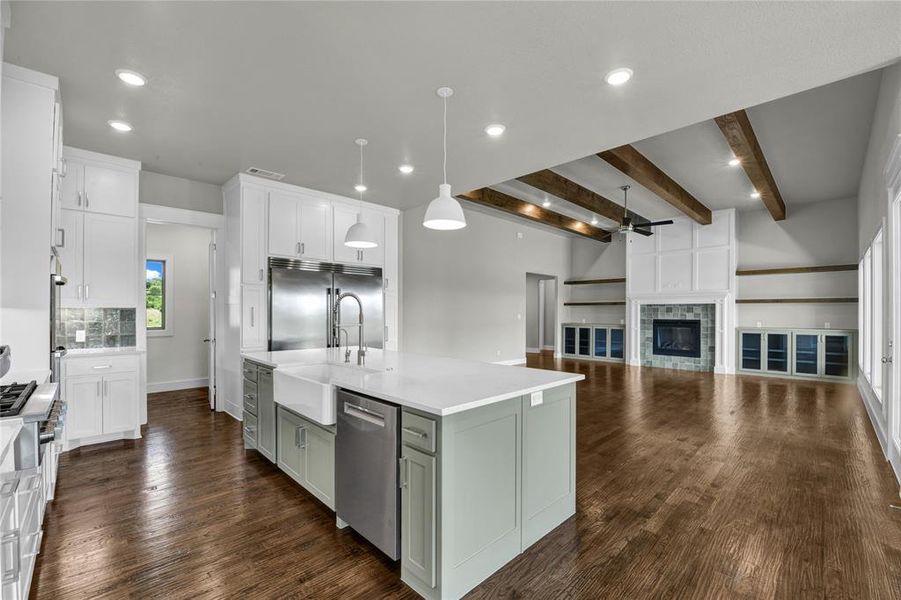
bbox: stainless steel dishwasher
[336,389,400,559]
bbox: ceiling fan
[616,185,674,236]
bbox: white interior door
[890,191,900,469]
[207,234,217,410]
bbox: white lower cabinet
[63,355,141,449]
[65,375,104,439]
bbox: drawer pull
[402,427,428,439]
[92,364,112,370]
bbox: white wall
[402,204,571,363]
[140,171,223,215]
[855,62,901,485]
[525,274,541,351]
[145,222,211,390]
[736,196,859,329]
[543,278,557,347]
[568,235,627,325]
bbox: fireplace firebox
[652,319,701,358]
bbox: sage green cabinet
[257,367,276,463]
[401,384,578,600]
[401,445,436,589]
[276,405,335,510]
[521,384,576,550]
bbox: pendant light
[423,86,466,230]
[344,138,378,249]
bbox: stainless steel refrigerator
[268,258,384,351]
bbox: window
[146,258,168,333]
[862,248,872,384]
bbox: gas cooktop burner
[0,380,37,418]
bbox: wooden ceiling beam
[714,109,786,221]
[597,145,713,225]
[515,169,648,225]
[458,188,611,243]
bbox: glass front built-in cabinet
[562,324,625,362]
[738,328,855,381]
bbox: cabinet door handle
[295,426,306,449]
[85,192,89,208]
[77,191,82,207]
[84,284,90,300]
[57,228,65,247]
[399,457,408,488]
[250,306,255,327]
[258,268,263,281]
[0,532,20,582]
[77,284,83,300]
[60,158,68,177]
[301,242,305,255]
[402,426,427,439]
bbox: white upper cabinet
[241,185,268,285]
[84,164,137,217]
[298,196,332,261]
[83,213,137,306]
[59,147,140,308]
[60,160,84,209]
[60,154,137,218]
[268,190,300,258]
[58,208,84,303]
[269,190,333,261]
[333,205,385,266]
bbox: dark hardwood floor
[33,357,901,599]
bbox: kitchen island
[240,348,583,600]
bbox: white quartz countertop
[0,368,51,386]
[241,348,583,417]
[66,347,145,357]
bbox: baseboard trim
[495,358,527,366]
[223,397,243,421]
[857,375,888,455]
[543,345,555,351]
[525,347,541,354]
[147,378,209,394]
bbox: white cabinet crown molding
[224,172,400,216]
[63,145,141,172]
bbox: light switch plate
[824,322,831,329]
[75,329,86,343]
[530,391,543,407]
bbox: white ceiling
[522,69,884,224]
[5,2,900,214]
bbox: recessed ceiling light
[591,217,599,226]
[398,164,414,175]
[728,158,741,167]
[108,120,133,132]
[354,184,367,192]
[604,67,633,86]
[115,69,146,87]
[485,124,506,137]
[542,200,551,208]
[750,191,761,199]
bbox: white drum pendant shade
[344,213,378,248]
[423,184,466,230]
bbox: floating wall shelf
[563,277,626,286]
[564,300,627,306]
[736,297,858,304]
[735,264,857,276]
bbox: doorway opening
[525,273,558,356]
[140,205,225,415]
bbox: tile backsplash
[58,308,137,349]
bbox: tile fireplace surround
[640,304,716,372]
